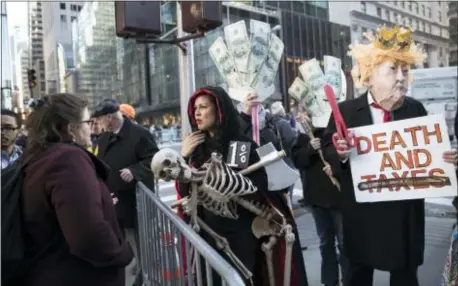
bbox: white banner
[349,114,457,203]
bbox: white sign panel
[349,114,457,203]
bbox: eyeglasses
[1,126,18,132]
[80,119,94,125]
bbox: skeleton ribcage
[197,153,258,219]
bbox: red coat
[22,144,133,286]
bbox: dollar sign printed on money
[324,56,343,102]
[209,37,243,88]
[224,20,251,76]
[299,58,328,116]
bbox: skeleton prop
[151,148,296,286]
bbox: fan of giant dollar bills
[289,56,347,128]
[209,20,284,103]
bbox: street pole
[277,12,290,113]
[177,2,192,139]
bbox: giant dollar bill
[247,20,271,85]
[324,56,344,102]
[250,33,284,102]
[209,37,243,88]
[290,56,346,128]
[224,20,251,77]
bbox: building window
[394,12,398,23]
[386,10,391,21]
[401,1,405,8]
[77,5,82,12]
[420,21,424,31]
[438,11,442,22]
[361,2,366,13]
[71,16,77,22]
[421,4,425,16]
[415,19,419,29]
[408,1,412,11]
[429,24,432,33]
[60,3,66,10]
[60,14,66,23]
[414,3,419,14]
[377,7,382,17]
[440,47,443,57]
[70,4,77,11]
[427,7,431,18]
[394,1,397,6]
[409,18,412,27]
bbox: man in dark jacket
[93,98,159,284]
[270,101,298,207]
[323,25,457,285]
[292,114,348,286]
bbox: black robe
[322,94,427,271]
[177,86,308,285]
[97,117,159,228]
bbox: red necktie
[371,103,392,122]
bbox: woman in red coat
[20,94,133,286]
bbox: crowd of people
[1,24,458,286]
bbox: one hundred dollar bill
[288,77,308,103]
[248,20,271,74]
[209,37,243,88]
[224,20,251,75]
[324,55,343,100]
[298,58,328,116]
[249,34,284,101]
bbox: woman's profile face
[71,107,92,148]
[194,94,216,131]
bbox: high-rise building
[28,1,46,97]
[449,1,457,66]
[72,2,126,108]
[9,26,29,108]
[1,2,13,110]
[329,1,450,68]
[19,49,31,101]
[42,2,82,93]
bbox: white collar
[367,91,376,105]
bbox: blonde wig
[348,25,427,88]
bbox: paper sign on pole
[349,114,457,203]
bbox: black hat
[92,98,120,118]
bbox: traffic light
[181,1,222,34]
[115,1,162,38]
[27,69,37,89]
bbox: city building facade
[449,1,457,66]
[72,1,350,126]
[42,2,82,93]
[1,2,13,110]
[28,1,46,97]
[329,1,451,68]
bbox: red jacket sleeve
[45,148,132,268]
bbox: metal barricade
[136,182,245,286]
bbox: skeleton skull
[150,148,192,182]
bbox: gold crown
[374,25,413,52]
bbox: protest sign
[349,114,457,203]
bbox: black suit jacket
[323,94,428,270]
[97,118,159,228]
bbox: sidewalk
[296,210,455,285]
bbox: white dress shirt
[367,92,389,124]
